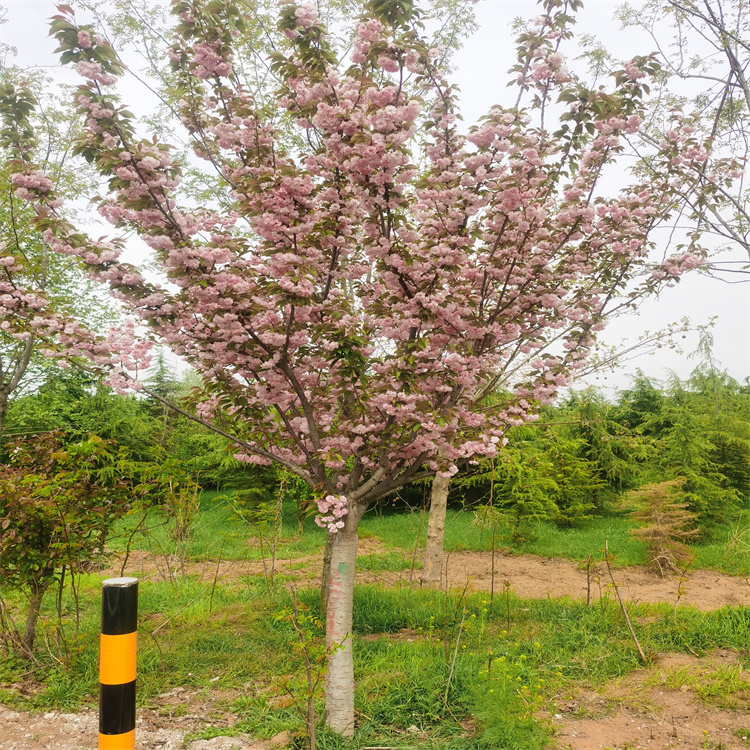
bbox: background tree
[489,426,558,543]
[541,426,603,526]
[617,0,749,275]
[562,388,648,503]
[0,433,132,657]
[615,344,748,534]
[640,376,744,532]
[2,0,736,734]
[686,330,750,499]
[627,478,700,575]
[616,370,667,435]
[4,370,154,456]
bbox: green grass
[513,516,647,564]
[360,507,648,565]
[0,583,297,714]
[4,489,750,750]
[357,551,420,573]
[360,506,429,550]
[108,491,328,564]
[644,662,750,709]
[4,569,750,750]
[692,514,750,575]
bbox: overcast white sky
[2,0,749,393]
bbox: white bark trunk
[324,509,361,736]
[421,474,450,588]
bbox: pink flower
[75,60,117,86]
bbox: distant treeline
[5,358,749,538]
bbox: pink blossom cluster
[75,60,117,86]
[294,4,319,30]
[103,322,153,393]
[315,494,348,532]
[10,169,54,200]
[651,252,705,279]
[623,60,647,81]
[0,287,47,317]
[350,18,384,65]
[0,244,23,275]
[192,42,233,79]
[530,50,570,84]
[0,272,115,372]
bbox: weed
[701,730,727,749]
[645,662,750,709]
[726,514,750,552]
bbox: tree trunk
[21,580,46,658]
[0,335,35,454]
[421,474,450,588]
[324,507,363,736]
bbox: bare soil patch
[0,685,295,750]
[0,702,266,750]
[549,651,750,749]
[441,551,750,611]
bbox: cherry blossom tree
[2,0,737,734]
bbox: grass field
[2,571,750,749]
[1,494,749,749]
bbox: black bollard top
[101,577,138,635]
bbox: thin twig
[673,562,692,624]
[290,587,318,750]
[604,540,647,664]
[141,626,167,672]
[443,606,466,707]
[489,457,496,604]
[120,507,151,577]
[209,538,226,615]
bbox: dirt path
[442,550,750,611]
[0,700,281,749]
[107,543,750,611]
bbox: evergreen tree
[617,371,666,435]
[493,429,558,544]
[562,388,648,502]
[541,428,603,526]
[4,370,155,460]
[641,376,742,532]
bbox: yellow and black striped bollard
[99,577,138,750]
